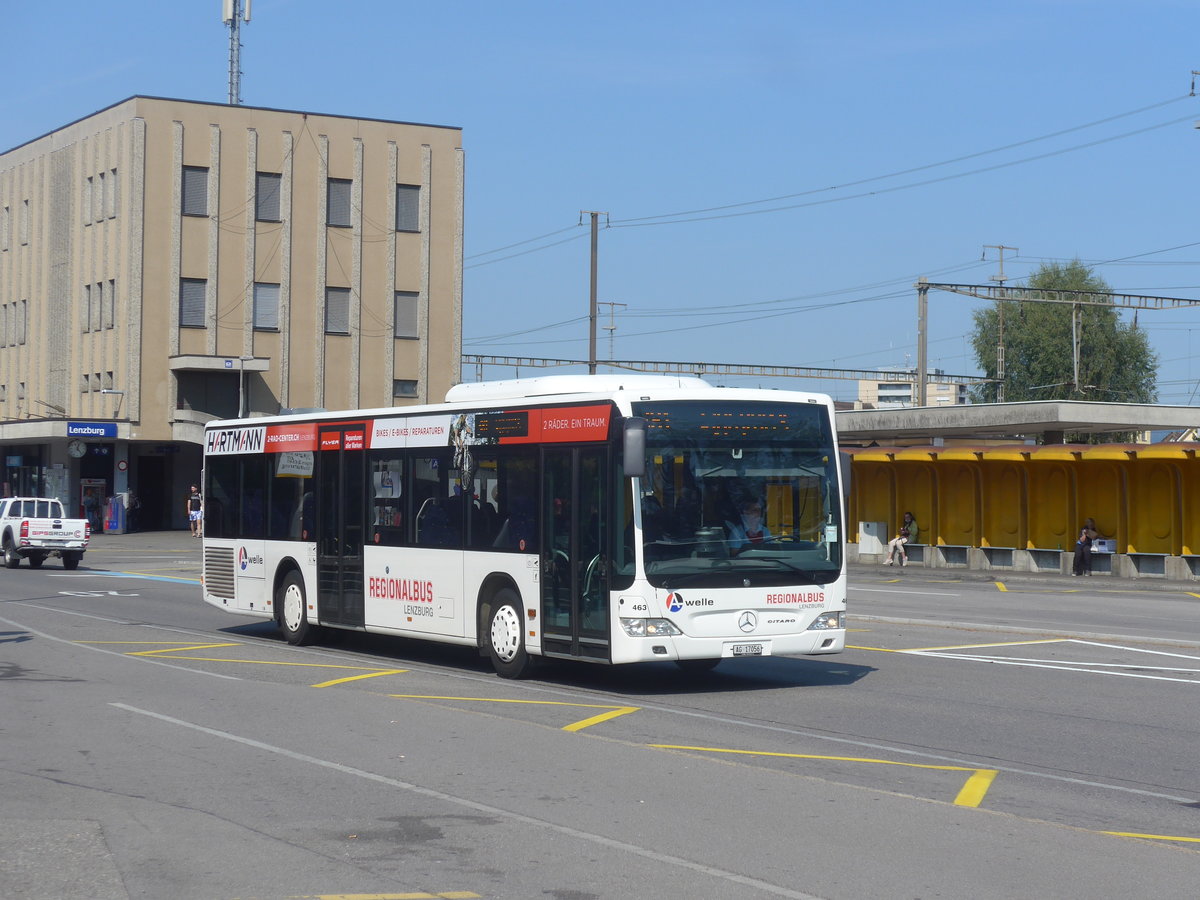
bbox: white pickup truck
[0,497,90,570]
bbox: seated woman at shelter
[1072,517,1100,576]
[884,511,917,566]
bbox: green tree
[969,260,1157,418]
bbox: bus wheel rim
[283,584,303,631]
[491,604,521,662]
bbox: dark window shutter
[256,172,281,221]
[327,178,352,227]
[180,278,206,327]
[395,184,420,231]
[325,286,350,334]
[182,167,208,216]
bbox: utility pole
[916,278,928,406]
[580,211,607,374]
[984,244,1018,403]
[223,0,251,105]
[599,301,627,359]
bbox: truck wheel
[63,553,81,571]
[28,553,46,569]
[487,587,534,679]
[277,571,313,645]
[3,541,20,569]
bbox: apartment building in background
[856,367,968,409]
[0,96,464,530]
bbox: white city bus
[201,375,846,677]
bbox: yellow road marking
[995,581,1008,592]
[1188,593,1200,600]
[127,643,242,655]
[651,744,997,807]
[122,572,201,583]
[81,641,238,649]
[903,638,1065,653]
[82,642,407,676]
[846,644,899,652]
[311,670,408,687]
[390,694,640,732]
[953,768,997,807]
[562,707,640,732]
[1102,832,1200,844]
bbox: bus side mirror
[623,417,646,478]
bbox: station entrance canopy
[836,400,1200,444]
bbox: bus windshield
[632,399,842,589]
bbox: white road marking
[112,703,823,900]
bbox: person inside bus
[725,497,773,553]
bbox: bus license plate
[729,642,766,657]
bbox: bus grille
[204,546,236,599]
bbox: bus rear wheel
[487,588,533,679]
[278,571,313,646]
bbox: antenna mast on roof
[222,0,252,105]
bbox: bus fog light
[807,611,844,630]
[621,617,682,637]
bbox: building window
[83,177,93,225]
[20,199,29,245]
[90,281,103,332]
[394,291,419,339]
[18,300,26,346]
[180,278,207,328]
[80,374,90,393]
[327,178,352,227]
[393,379,418,398]
[253,282,280,330]
[17,382,25,401]
[324,286,350,334]
[256,172,281,222]
[396,184,420,232]
[108,168,118,219]
[82,285,91,333]
[103,371,114,390]
[1,205,8,250]
[106,279,115,329]
[96,172,107,224]
[182,166,209,217]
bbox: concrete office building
[0,96,463,530]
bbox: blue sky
[7,1,1200,404]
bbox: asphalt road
[2,534,1199,899]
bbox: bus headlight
[621,618,683,637]
[807,611,844,630]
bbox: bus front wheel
[487,588,532,679]
[278,571,313,646]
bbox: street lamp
[238,356,254,418]
[100,389,124,417]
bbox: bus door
[316,426,366,628]
[541,446,610,661]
